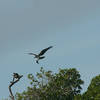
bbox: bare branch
[9,73,23,100]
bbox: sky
[0,0,100,99]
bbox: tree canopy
[4,67,100,100]
[82,75,100,100]
[15,67,84,100]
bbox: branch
[9,74,23,100]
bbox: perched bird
[28,46,53,64]
[12,73,23,81]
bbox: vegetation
[82,75,100,100]
[6,67,100,100]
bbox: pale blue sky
[0,0,100,99]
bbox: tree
[74,94,82,100]
[82,75,100,100]
[16,67,84,100]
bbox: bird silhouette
[28,46,53,64]
[12,73,23,82]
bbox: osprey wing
[28,53,37,56]
[39,56,45,59]
[38,46,53,56]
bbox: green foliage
[6,67,100,100]
[74,94,82,100]
[82,75,100,100]
[16,67,84,100]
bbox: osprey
[12,73,23,82]
[28,46,53,64]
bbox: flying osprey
[28,46,53,64]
